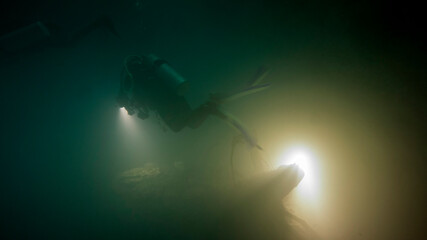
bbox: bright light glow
[119,107,136,130]
[283,150,311,174]
[120,107,130,118]
[278,145,321,201]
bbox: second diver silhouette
[0,15,120,62]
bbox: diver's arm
[186,102,216,129]
[51,15,120,47]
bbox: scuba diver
[117,54,224,132]
[0,15,119,61]
[117,54,271,149]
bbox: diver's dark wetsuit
[118,55,215,132]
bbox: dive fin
[246,65,271,87]
[212,65,271,103]
[219,83,271,103]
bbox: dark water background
[1,1,426,239]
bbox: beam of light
[117,107,151,166]
[120,107,132,121]
[118,107,138,135]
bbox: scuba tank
[145,54,189,96]
[122,54,189,97]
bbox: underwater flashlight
[278,145,320,197]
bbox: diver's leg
[158,97,193,132]
[158,96,220,131]
[186,101,220,129]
